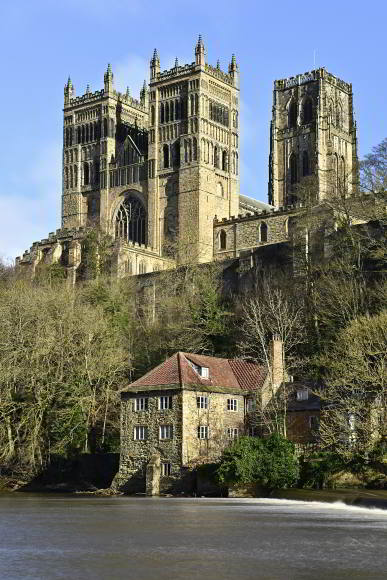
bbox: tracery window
[219,230,227,250]
[303,98,313,123]
[115,195,146,245]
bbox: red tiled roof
[125,352,267,393]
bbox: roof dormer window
[188,359,210,379]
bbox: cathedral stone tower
[148,36,240,263]
[268,68,358,208]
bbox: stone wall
[182,389,245,465]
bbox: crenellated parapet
[274,67,352,94]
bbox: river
[0,494,386,579]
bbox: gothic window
[170,101,174,121]
[217,182,224,197]
[259,222,268,243]
[175,99,179,120]
[195,94,199,114]
[214,146,219,168]
[165,102,169,123]
[85,124,89,142]
[110,119,114,138]
[115,195,146,245]
[302,151,309,176]
[138,261,146,274]
[235,152,239,175]
[64,167,69,189]
[124,259,132,275]
[81,125,85,143]
[336,103,343,130]
[192,137,197,161]
[103,118,108,137]
[289,100,297,128]
[303,98,313,124]
[77,126,81,144]
[163,144,169,169]
[190,95,194,116]
[70,166,73,188]
[219,230,227,250]
[160,103,164,124]
[222,150,228,171]
[74,165,78,187]
[83,162,90,185]
[290,153,298,184]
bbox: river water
[0,495,386,580]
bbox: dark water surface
[0,494,386,580]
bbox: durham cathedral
[16,36,359,281]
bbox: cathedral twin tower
[17,37,358,279]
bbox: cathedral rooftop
[274,67,352,93]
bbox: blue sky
[0,0,385,260]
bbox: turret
[140,80,148,108]
[150,49,160,80]
[228,54,239,88]
[64,77,74,105]
[104,63,114,93]
[195,35,205,66]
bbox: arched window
[163,144,169,169]
[103,118,108,137]
[302,151,309,176]
[214,146,219,168]
[77,126,81,144]
[70,166,73,188]
[290,153,298,184]
[74,165,78,187]
[160,103,164,124]
[219,230,227,250]
[192,137,197,161]
[175,99,179,120]
[115,195,146,245]
[336,103,342,130]
[222,150,228,171]
[110,119,114,137]
[195,94,199,114]
[235,152,239,175]
[217,182,224,197]
[170,101,174,121]
[81,125,85,143]
[190,95,194,116]
[124,259,132,275]
[289,100,297,128]
[165,102,169,123]
[83,162,89,185]
[151,106,155,126]
[259,222,268,243]
[64,167,68,189]
[85,125,89,142]
[303,98,313,123]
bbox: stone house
[114,338,322,494]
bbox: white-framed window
[246,399,256,412]
[159,396,172,410]
[197,425,209,439]
[197,396,208,409]
[134,397,148,411]
[188,360,210,379]
[297,389,309,401]
[227,398,238,411]
[159,425,173,440]
[226,427,239,439]
[161,462,171,476]
[134,425,148,440]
